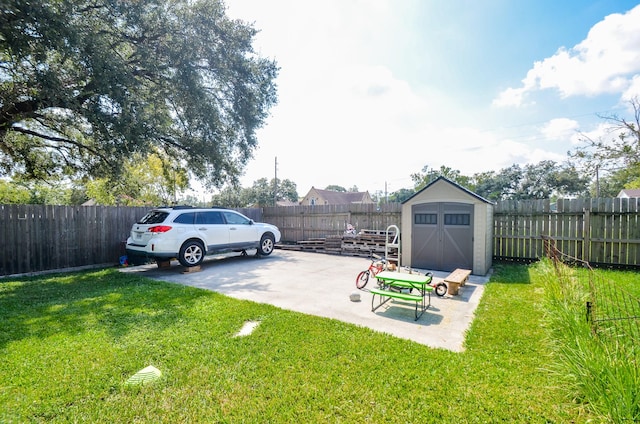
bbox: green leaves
[410,161,590,201]
[211,177,299,207]
[1,0,278,187]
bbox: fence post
[583,208,590,262]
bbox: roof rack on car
[155,205,194,209]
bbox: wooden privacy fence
[4,197,640,277]
[0,205,148,276]
[494,197,640,267]
[261,203,402,242]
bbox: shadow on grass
[491,262,532,284]
[0,269,210,349]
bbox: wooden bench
[444,268,471,295]
[370,271,433,320]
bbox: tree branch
[9,126,113,166]
[0,99,42,131]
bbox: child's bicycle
[355,254,386,289]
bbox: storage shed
[401,176,493,276]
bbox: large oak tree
[0,0,278,187]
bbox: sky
[222,0,640,198]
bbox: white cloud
[622,74,640,101]
[541,118,580,140]
[408,127,566,176]
[494,4,640,107]
[492,86,529,108]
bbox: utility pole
[274,156,278,206]
[384,181,388,204]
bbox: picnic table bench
[370,271,433,320]
[444,268,471,295]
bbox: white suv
[125,207,281,267]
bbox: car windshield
[138,211,169,224]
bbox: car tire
[257,233,275,256]
[178,240,205,267]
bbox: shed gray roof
[402,176,494,205]
[617,189,640,198]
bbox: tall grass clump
[537,259,639,423]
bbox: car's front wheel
[258,233,275,256]
[178,240,205,267]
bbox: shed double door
[411,202,473,272]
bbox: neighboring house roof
[317,189,371,204]
[301,187,374,205]
[276,199,298,206]
[617,189,640,198]
[402,176,494,205]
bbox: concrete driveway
[121,250,489,352]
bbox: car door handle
[198,227,207,231]
[230,227,237,231]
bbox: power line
[476,107,628,135]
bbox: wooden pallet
[276,230,392,256]
[341,233,386,256]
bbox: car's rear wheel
[258,233,275,256]
[179,240,205,267]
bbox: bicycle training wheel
[356,270,370,289]
[435,282,447,297]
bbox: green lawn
[0,263,598,423]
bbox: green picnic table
[370,271,433,320]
